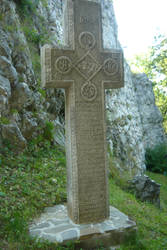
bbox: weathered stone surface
[0,95,8,113]
[29,205,136,248]
[0,75,11,97]
[0,40,12,59]
[106,60,146,175]
[21,112,38,139]
[44,225,73,234]
[53,118,65,147]
[31,222,50,230]
[80,225,101,237]
[11,82,33,110]
[0,56,18,83]
[128,175,161,207]
[37,0,63,46]
[61,229,78,241]
[1,123,27,149]
[41,233,60,242]
[133,73,165,149]
[0,75,11,112]
[41,0,124,224]
[12,50,29,74]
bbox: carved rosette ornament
[55,56,72,74]
[79,31,96,50]
[103,58,118,76]
[81,81,97,101]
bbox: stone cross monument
[41,0,124,224]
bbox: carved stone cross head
[41,0,123,93]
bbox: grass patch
[0,141,67,249]
[110,172,167,249]
[0,142,167,249]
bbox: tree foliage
[145,143,167,174]
[14,0,41,16]
[131,34,167,132]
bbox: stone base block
[29,205,137,249]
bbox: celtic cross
[41,0,124,224]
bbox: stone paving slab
[29,205,136,248]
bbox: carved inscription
[76,102,102,111]
[80,16,98,24]
[75,98,107,223]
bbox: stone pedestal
[29,205,136,249]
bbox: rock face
[128,175,161,207]
[0,0,165,174]
[133,73,165,149]
[0,0,64,149]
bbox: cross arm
[41,45,75,89]
[100,49,124,89]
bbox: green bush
[43,121,55,142]
[14,0,40,16]
[22,22,50,47]
[145,143,167,174]
[0,116,10,125]
[23,26,41,44]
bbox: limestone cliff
[0,0,165,174]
